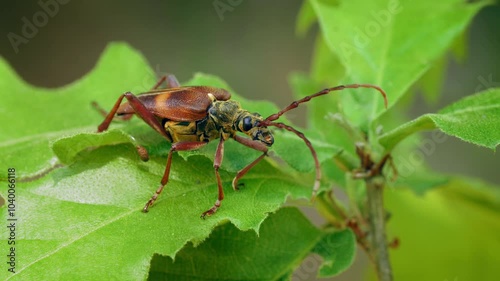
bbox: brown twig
[353,144,393,281]
[366,176,393,281]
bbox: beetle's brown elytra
[94,74,387,218]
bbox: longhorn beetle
[95,74,387,218]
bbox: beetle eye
[242,116,253,131]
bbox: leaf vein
[9,208,135,278]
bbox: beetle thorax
[207,100,243,136]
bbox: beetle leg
[143,141,208,212]
[96,93,129,132]
[91,101,134,121]
[231,135,268,191]
[97,92,171,140]
[201,137,226,219]
[260,121,321,198]
[151,74,181,90]
[96,92,171,161]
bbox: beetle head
[236,113,274,146]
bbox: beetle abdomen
[164,120,199,143]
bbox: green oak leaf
[308,0,488,128]
[0,144,312,280]
[148,207,356,280]
[312,228,356,277]
[310,34,345,86]
[379,89,500,151]
[0,42,157,179]
[296,0,317,37]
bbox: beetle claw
[200,200,221,219]
[200,209,214,219]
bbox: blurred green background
[1,1,499,280]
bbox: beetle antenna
[264,84,388,122]
[258,120,321,198]
[260,84,387,198]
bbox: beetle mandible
[95,74,387,218]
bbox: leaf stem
[315,192,343,228]
[366,176,393,281]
